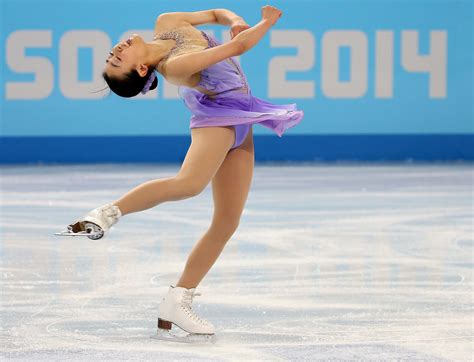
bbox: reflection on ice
[1,164,472,360]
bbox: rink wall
[1,0,473,163]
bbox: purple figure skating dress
[157,30,304,149]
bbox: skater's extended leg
[113,127,235,215]
[61,126,235,240]
[176,128,254,288]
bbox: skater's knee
[173,176,207,198]
[210,218,240,241]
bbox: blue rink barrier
[1,134,472,164]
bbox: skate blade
[150,329,217,344]
[54,230,97,237]
[54,222,104,240]
[54,230,104,240]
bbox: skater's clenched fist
[261,5,283,26]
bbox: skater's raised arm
[162,40,244,81]
[162,6,282,80]
[232,5,283,53]
[156,9,246,27]
[156,10,218,26]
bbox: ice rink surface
[1,163,472,361]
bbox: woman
[65,6,303,338]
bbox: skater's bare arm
[162,39,244,81]
[156,9,245,27]
[232,5,283,52]
[163,6,282,81]
[156,10,219,26]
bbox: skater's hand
[230,20,251,39]
[261,5,282,26]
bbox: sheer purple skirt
[178,31,304,149]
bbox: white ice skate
[151,286,216,343]
[54,203,122,240]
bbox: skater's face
[104,34,149,79]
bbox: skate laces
[181,290,208,325]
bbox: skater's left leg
[156,129,253,337]
[175,128,255,289]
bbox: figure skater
[61,5,303,340]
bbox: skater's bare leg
[113,127,235,216]
[176,128,254,288]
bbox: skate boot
[55,203,122,240]
[152,286,216,343]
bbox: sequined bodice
[154,27,249,97]
[154,26,208,66]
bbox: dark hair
[102,68,158,98]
